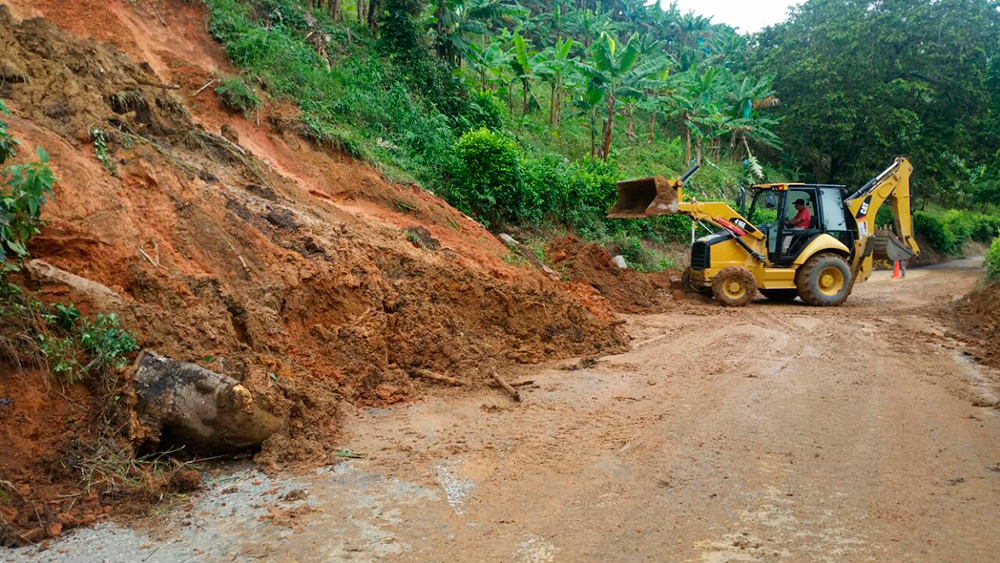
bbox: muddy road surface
[10,258,1000,563]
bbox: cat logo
[855,195,873,219]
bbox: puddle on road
[5,463,444,563]
[435,463,476,515]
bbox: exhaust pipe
[606,164,698,219]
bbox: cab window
[784,189,816,228]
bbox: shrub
[215,76,262,117]
[1,101,55,262]
[914,211,958,255]
[985,235,1000,279]
[454,128,534,226]
[463,90,507,133]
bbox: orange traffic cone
[892,261,901,279]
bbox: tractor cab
[741,183,851,266]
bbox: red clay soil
[953,282,1000,370]
[0,0,628,543]
[546,235,678,313]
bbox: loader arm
[606,165,768,262]
[844,157,921,283]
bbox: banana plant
[535,37,575,125]
[574,32,671,160]
[511,32,547,116]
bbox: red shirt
[790,207,811,229]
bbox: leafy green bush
[463,90,507,133]
[454,128,536,225]
[215,76,262,117]
[985,235,1000,279]
[914,211,958,254]
[1,101,55,262]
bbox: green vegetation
[90,127,119,178]
[913,210,1000,256]
[200,0,999,257]
[215,75,262,117]
[1,101,55,261]
[985,236,1000,279]
[2,101,139,383]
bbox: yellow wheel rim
[817,266,845,296]
[724,280,747,300]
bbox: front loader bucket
[606,176,679,218]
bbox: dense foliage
[753,0,1000,202]
[203,0,999,253]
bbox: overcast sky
[665,0,801,33]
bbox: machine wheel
[711,267,757,307]
[760,288,799,303]
[681,267,712,296]
[796,253,853,306]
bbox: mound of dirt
[0,1,629,542]
[546,235,678,313]
[953,281,1000,369]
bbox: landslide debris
[954,282,1000,370]
[0,2,629,542]
[546,235,678,313]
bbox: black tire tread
[711,267,757,307]
[795,253,853,307]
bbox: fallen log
[132,351,282,453]
[491,371,521,402]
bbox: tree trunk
[522,79,529,115]
[435,0,446,57]
[133,351,282,453]
[555,83,562,125]
[648,112,656,144]
[600,93,615,160]
[590,107,597,159]
[684,123,691,164]
[367,0,378,29]
[507,84,514,117]
[330,0,340,20]
[549,80,556,125]
[357,0,365,24]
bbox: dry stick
[499,234,559,280]
[191,79,218,98]
[491,371,521,402]
[488,379,534,388]
[411,368,466,387]
[148,0,167,26]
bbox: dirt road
[10,258,1000,563]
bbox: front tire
[711,267,757,307]
[682,267,712,296]
[796,253,853,306]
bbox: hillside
[0,0,666,543]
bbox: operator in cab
[786,199,811,229]
[781,198,811,253]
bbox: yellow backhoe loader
[607,157,920,306]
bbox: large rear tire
[760,288,798,303]
[711,267,757,307]
[796,253,853,306]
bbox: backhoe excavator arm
[844,157,921,282]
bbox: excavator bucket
[606,165,698,219]
[871,230,917,262]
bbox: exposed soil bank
[0,1,628,543]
